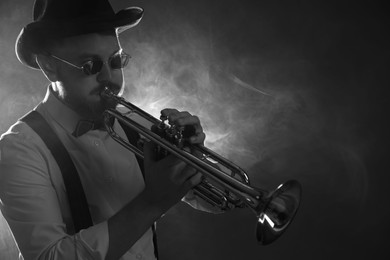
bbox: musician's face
[50,32,125,120]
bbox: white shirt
[0,87,156,260]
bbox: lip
[104,83,122,94]
[93,85,117,97]
[107,89,120,97]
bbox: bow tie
[72,119,107,138]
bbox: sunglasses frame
[50,50,130,75]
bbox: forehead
[52,33,121,58]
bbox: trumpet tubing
[101,87,302,245]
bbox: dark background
[0,0,388,259]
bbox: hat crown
[16,0,143,69]
[33,0,115,22]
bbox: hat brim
[16,7,143,69]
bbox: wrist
[137,190,167,218]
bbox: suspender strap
[21,111,159,258]
[20,111,93,234]
[118,121,159,259]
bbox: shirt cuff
[182,190,223,213]
[78,221,109,259]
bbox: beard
[62,82,123,121]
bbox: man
[0,0,216,259]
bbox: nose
[96,62,112,82]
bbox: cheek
[66,80,92,101]
[58,76,95,106]
[61,71,96,94]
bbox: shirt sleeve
[0,126,109,260]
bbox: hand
[140,109,206,213]
[160,108,206,145]
[141,141,203,213]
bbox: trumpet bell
[256,180,302,244]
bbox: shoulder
[0,114,57,196]
[0,115,50,165]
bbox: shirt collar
[38,85,85,134]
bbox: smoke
[120,17,311,170]
[0,0,46,134]
[1,0,385,259]
[116,3,375,258]
[120,15,368,183]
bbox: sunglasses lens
[80,53,130,75]
[82,60,103,75]
[110,53,130,69]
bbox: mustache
[92,82,122,96]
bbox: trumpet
[101,87,302,245]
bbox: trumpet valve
[156,116,169,135]
[174,126,185,148]
[159,115,168,125]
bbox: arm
[0,130,109,260]
[105,140,201,260]
[1,124,195,260]
[106,108,218,260]
[158,109,224,213]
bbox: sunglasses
[50,50,131,75]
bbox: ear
[35,54,59,82]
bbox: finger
[184,171,203,189]
[160,108,180,120]
[189,132,206,144]
[161,109,200,126]
[173,114,200,127]
[183,118,203,139]
[161,109,205,142]
[170,114,205,143]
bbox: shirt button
[136,254,143,259]
[94,140,100,146]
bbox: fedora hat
[16,0,144,69]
